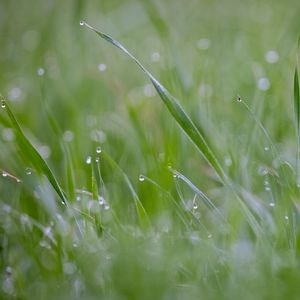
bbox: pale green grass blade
[80,21,226,182]
[0,96,68,205]
[101,150,150,226]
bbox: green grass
[1,0,300,299]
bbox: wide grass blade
[0,95,68,205]
[80,21,226,183]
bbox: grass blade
[0,95,68,205]
[80,20,226,182]
[80,21,263,237]
[294,39,300,179]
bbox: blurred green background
[1,0,300,299]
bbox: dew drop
[257,77,270,91]
[265,186,271,192]
[37,67,45,76]
[193,203,198,210]
[76,195,81,202]
[237,95,242,102]
[79,20,85,26]
[95,156,100,163]
[86,156,92,164]
[98,63,106,72]
[1,100,6,108]
[25,168,32,175]
[2,171,8,177]
[173,174,178,178]
[264,146,269,151]
[269,202,275,207]
[265,50,279,64]
[98,196,104,205]
[96,146,102,154]
[258,166,268,176]
[151,51,160,62]
[44,226,52,236]
[208,234,213,239]
[63,130,74,142]
[284,215,289,220]
[104,204,110,210]
[139,175,145,182]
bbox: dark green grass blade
[0,96,68,205]
[294,68,299,135]
[80,21,226,183]
[294,38,300,179]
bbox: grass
[1,0,300,299]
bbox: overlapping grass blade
[0,96,68,205]
[81,21,263,236]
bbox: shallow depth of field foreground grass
[1,0,300,299]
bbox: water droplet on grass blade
[104,204,110,210]
[264,146,269,151]
[25,168,32,175]
[257,77,270,91]
[257,166,268,176]
[63,130,74,142]
[193,203,198,210]
[37,68,45,76]
[5,266,12,275]
[1,100,6,108]
[151,52,160,62]
[96,146,102,154]
[269,202,275,207]
[237,95,242,102]
[139,175,145,182]
[98,196,104,205]
[265,50,279,64]
[79,20,85,26]
[86,156,92,164]
[2,171,8,177]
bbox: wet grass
[1,0,300,299]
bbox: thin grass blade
[80,21,226,182]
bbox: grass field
[1,0,300,299]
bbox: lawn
[1,0,300,299]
